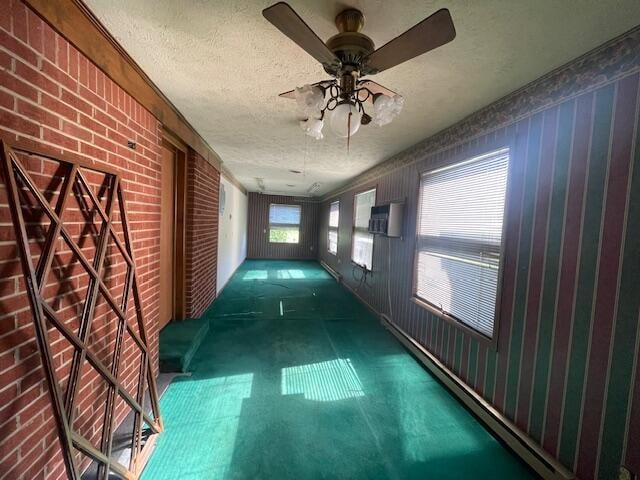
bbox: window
[352,188,376,270]
[269,204,301,243]
[327,201,340,254]
[414,148,509,338]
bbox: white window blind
[352,189,376,270]
[415,148,509,338]
[269,204,301,243]
[328,201,339,254]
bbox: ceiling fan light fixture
[373,93,404,126]
[329,101,362,138]
[300,117,324,139]
[294,84,325,118]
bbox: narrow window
[328,201,340,255]
[414,148,509,338]
[269,204,301,243]
[352,188,376,270]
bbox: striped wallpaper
[247,193,319,259]
[318,29,640,480]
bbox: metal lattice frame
[0,140,163,480]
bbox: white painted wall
[217,175,247,293]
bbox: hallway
[143,260,535,479]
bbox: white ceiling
[85,0,640,196]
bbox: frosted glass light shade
[373,94,404,126]
[294,84,325,118]
[329,102,362,138]
[300,117,324,139]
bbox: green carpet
[142,260,537,479]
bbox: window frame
[327,200,340,255]
[351,187,377,271]
[411,147,512,348]
[268,203,302,244]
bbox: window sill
[410,296,496,349]
[351,260,372,273]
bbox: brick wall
[185,148,219,318]
[0,1,221,478]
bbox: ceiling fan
[262,2,456,142]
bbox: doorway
[159,134,187,328]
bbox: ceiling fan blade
[358,80,398,103]
[279,89,297,100]
[279,80,335,99]
[362,8,455,75]
[263,2,340,69]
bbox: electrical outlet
[619,466,633,480]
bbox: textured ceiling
[85,0,640,196]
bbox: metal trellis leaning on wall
[0,140,162,480]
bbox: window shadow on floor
[140,260,538,480]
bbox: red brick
[0,3,198,478]
[93,108,117,130]
[78,112,106,136]
[61,87,92,116]
[0,69,38,102]
[41,59,77,92]
[79,84,106,111]
[0,27,36,66]
[15,60,59,97]
[0,450,19,478]
[43,27,56,62]
[26,8,43,53]
[40,92,77,122]
[0,349,16,372]
[80,141,107,162]
[0,1,11,32]
[16,99,59,129]
[0,89,14,110]
[0,50,11,70]
[68,44,79,78]
[87,62,97,92]
[78,55,88,86]
[11,1,28,43]
[55,35,68,72]
[0,108,39,137]
[42,127,79,151]
[61,120,92,143]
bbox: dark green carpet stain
[143,260,537,480]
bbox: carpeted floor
[142,260,537,479]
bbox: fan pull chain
[347,110,352,153]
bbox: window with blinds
[414,148,509,338]
[269,204,301,243]
[328,201,339,254]
[352,189,376,270]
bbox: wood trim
[161,137,187,321]
[221,165,247,195]
[24,0,223,172]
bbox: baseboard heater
[320,260,342,282]
[317,261,572,479]
[380,315,575,480]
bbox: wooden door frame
[162,130,187,321]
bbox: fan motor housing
[325,9,374,74]
[326,32,374,64]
